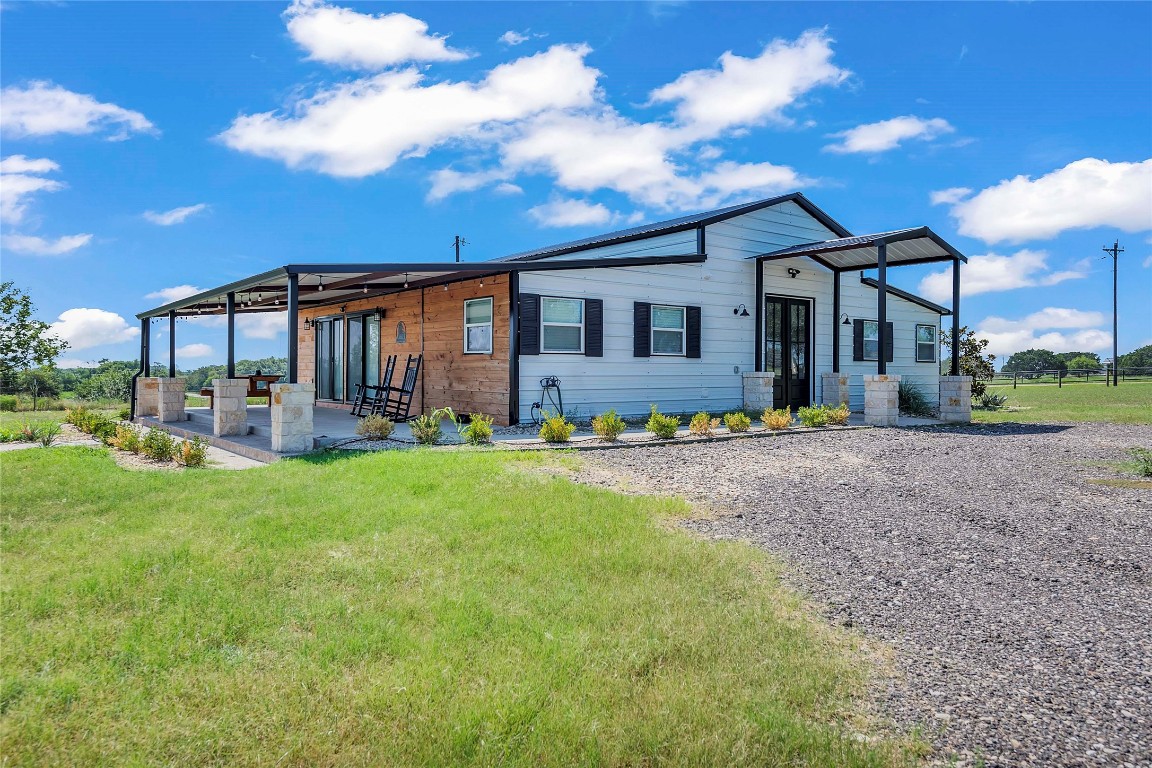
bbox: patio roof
[750,226,966,272]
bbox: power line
[1102,239,1124,387]
[453,235,468,263]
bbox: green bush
[591,409,627,441]
[645,405,680,439]
[0,395,17,412]
[18,423,37,442]
[1129,447,1152,478]
[898,379,935,417]
[797,405,830,428]
[689,411,720,437]
[460,413,494,446]
[141,428,177,462]
[36,421,62,448]
[110,424,143,454]
[723,412,751,433]
[176,437,210,468]
[118,406,131,421]
[975,391,1007,410]
[355,414,396,440]
[539,412,576,443]
[825,404,851,426]
[410,407,455,446]
[761,406,792,430]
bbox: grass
[972,380,1152,425]
[0,447,914,767]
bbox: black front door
[764,296,811,410]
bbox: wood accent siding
[298,275,511,425]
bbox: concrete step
[186,409,263,436]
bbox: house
[135,193,966,428]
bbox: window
[916,324,937,363]
[862,320,879,361]
[541,297,584,353]
[651,305,686,355]
[464,297,493,354]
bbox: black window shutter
[852,319,864,361]
[884,322,894,362]
[584,299,603,357]
[686,306,702,358]
[633,302,651,357]
[519,294,540,355]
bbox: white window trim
[862,320,880,362]
[463,297,493,355]
[541,296,585,354]
[651,304,687,357]
[916,323,938,363]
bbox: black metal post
[951,257,960,377]
[832,270,841,374]
[130,317,150,419]
[168,310,177,377]
[287,273,299,384]
[754,258,763,372]
[876,241,887,375]
[508,272,519,425]
[226,291,236,379]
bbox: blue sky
[2,0,1150,369]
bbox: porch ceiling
[750,226,966,271]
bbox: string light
[403,273,409,289]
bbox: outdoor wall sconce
[302,317,312,331]
[733,304,750,317]
[339,305,347,314]
[840,313,851,325]
[372,307,384,321]
[787,268,801,278]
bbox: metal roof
[751,226,966,271]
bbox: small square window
[651,305,686,356]
[541,297,584,353]
[464,297,493,354]
[916,324,937,363]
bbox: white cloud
[55,357,101,369]
[499,30,529,46]
[145,285,203,303]
[1143,254,1152,269]
[944,158,1152,244]
[929,186,972,206]
[174,343,214,359]
[824,116,954,154]
[143,203,208,226]
[918,249,1087,303]
[2,232,92,256]
[284,0,469,69]
[975,308,1112,357]
[649,29,850,136]
[49,308,140,350]
[527,198,615,227]
[427,168,511,201]
[220,43,599,177]
[0,156,63,224]
[238,313,288,339]
[0,81,155,139]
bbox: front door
[764,296,811,410]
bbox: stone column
[863,374,901,426]
[939,375,973,423]
[270,382,315,453]
[157,377,187,423]
[212,378,248,437]
[136,377,160,417]
[821,372,851,408]
[742,372,775,413]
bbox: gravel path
[573,423,1152,767]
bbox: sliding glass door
[315,318,344,401]
[315,313,380,402]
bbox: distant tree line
[1001,347,1151,375]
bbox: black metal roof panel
[750,226,966,270]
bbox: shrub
[64,405,89,426]
[689,411,720,437]
[539,412,577,443]
[18,423,38,442]
[825,404,851,426]
[110,424,143,454]
[646,405,680,439]
[0,395,16,412]
[118,406,131,421]
[797,405,830,428]
[0,427,16,443]
[356,414,395,440]
[898,379,935,417]
[723,412,751,433]
[1129,447,1152,478]
[591,409,627,441]
[460,413,494,446]
[36,422,61,447]
[762,406,792,430]
[176,437,210,468]
[410,407,455,446]
[141,428,177,462]
[976,391,1007,410]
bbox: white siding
[515,200,942,421]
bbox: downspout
[419,286,425,414]
[508,272,520,425]
[129,317,149,420]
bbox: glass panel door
[315,318,345,401]
[763,297,811,410]
[348,316,364,397]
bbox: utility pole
[453,235,468,263]
[1103,239,1124,387]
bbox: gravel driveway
[574,423,1152,767]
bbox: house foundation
[742,372,775,412]
[270,382,315,453]
[863,374,900,426]
[212,378,249,437]
[938,375,972,423]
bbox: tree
[16,366,61,410]
[0,282,69,389]
[1002,349,1067,377]
[940,326,996,397]
[1065,354,1102,372]
[74,359,138,403]
[1117,345,1152,369]
[1056,351,1101,366]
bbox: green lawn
[0,447,913,767]
[973,379,1152,424]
